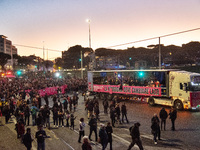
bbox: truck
[87,69,200,110]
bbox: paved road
[1,93,200,150]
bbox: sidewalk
[0,119,26,150]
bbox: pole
[89,21,91,48]
[159,37,161,69]
[11,45,13,70]
[43,41,45,60]
[47,48,48,60]
[81,50,83,79]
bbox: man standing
[102,99,109,114]
[23,128,33,150]
[169,107,177,131]
[127,122,143,150]
[121,103,129,123]
[24,104,30,126]
[35,125,47,150]
[106,122,113,150]
[88,115,98,142]
[99,124,108,150]
[159,108,168,130]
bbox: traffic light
[129,57,132,60]
[79,58,81,62]
[17,70,22,76]
[138,71,144,78]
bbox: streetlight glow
[86,19,91,23]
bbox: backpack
[129,126,134,135]
[31,108,37,115]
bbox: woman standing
[78,118,86,143]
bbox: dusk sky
[1,0,200,60]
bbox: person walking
[99,124,108,150]
[78,118,86,143]
[35,125,47,150]
[169,107,177,131]
[23,128,33,150]
[115,104,121,124]
[110,107,116,127]
[102,99,109,114]
[121,103,129,123]
[94,103,100,121]
[106,122,113,150]
[159,108,168,130]
[88,115,98,142]
[151,113,161,144]
[127,122,143,150]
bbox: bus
[87,69,200,110]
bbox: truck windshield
[188,82,200,91]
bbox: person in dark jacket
[151,117,160,145]
[35,125,47,150]
[44,94,49,106]
[127,122,143,150]
[121,103,129,123]
[110,107,116,127]
[115,104,121,124]
[24,104,30,126]
[82,136,92,150]
[106,122,113,150]
[88,115,97,142]
[151,113,161,142]
[169,107,177,131]
[52,107,58,127]
[99,124,108,150]
[102,99,109,114]
[23,128,33,150]
[159,108,168,130]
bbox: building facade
[0,35,17,55]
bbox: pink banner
[26,85,68,97]
[93,84,161,96]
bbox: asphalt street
[1,93,200,150]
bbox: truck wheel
[148,97,155,106]
[174,100,183,110]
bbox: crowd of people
[0,71,179,150]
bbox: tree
[0,52,11,70]
[43,60,53,70]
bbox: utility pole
[81,50,83,79]
[43,41,45,60]
[159,37,161,69]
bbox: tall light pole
[43,41,45,60]
[86,19,91,48]
[158,37,161,69]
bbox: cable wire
[108,27,200,48]
[13,44,63,52]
